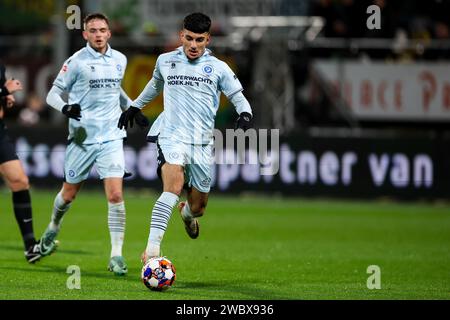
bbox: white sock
[146,192,179,257]
[181,201,194,222]
[48,192,71,232]
[108,201,126,258]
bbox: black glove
[235,112,253,131]
[62,104,81,121]
[118,106,149,130]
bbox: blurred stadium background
[0,0,450,300]
[1,0,450,199]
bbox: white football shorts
[64,139,125,184]
[157,137,213,193]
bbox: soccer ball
[141,257,176,291]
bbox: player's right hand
[118,106,149,130]
[62,104,82,121]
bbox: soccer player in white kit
[118,13,254,263]
[40,13,148,275]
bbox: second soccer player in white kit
[41,13,148,275]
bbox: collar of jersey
[86,43,112,58]
[176,46,211,62]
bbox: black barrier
[5,125,450,200]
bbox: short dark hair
[83,13,110,30]
[183,13,211,34]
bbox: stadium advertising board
[313,61,450,122]
[8,126,449,200]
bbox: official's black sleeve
[0,64,9,97]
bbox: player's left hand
[235,112,253,131]
[118,106,150,130]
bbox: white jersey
[53,43,127,144]
[135,47,245,144]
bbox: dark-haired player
[118,13,253,263]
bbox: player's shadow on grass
[0,265,133,281]
[0,265,68,274]
[0,244,30,251]
[0,244,93,256]
[172,281,293,300]
[55,248,94,256]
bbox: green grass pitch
[0,188,449,300]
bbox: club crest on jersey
[171,62,176,69]
[90,66,95,72]
[116,64,122,72]
[203,65,213,75]
[169,152,180,160]
[68,170,76,178]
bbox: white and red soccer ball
[141,257,176,291]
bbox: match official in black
[0,63,42,263]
